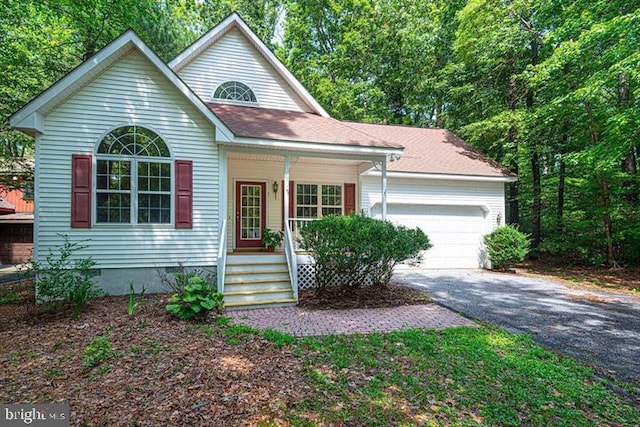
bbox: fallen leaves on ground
[0,295,311,426]
[298,281,432,310]
[518,261,640,292]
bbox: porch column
[381,157,388,220]
[284,155,290,229]
[219,146,228,229]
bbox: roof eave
[364,170,518,182]
[10,30,235,142]
[221,136,403,160]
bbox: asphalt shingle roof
[208,103,514,178]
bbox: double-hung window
[95,126,172,225]
[296,184,343,219]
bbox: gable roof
[209,103,401,150]
[169,12,329,118]
[10,30,234,141]
[345,122,516,180]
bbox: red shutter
[175,160,193,229]
[71,154,92,228]
[344,183,356,215]
[281,180,295,230]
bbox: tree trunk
[508,167,519,226]
[557,157,566,234]
[527,33,541,248]
[619,72,638,204]
[599,176,617,267]
[530,152,542,249]
[586,100,617,267]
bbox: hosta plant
[165,276,224,321]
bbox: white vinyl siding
[227,157,359,249]
[37,49,219,269]
[177,28,311,112]
[362,176,505,268]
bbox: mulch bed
[298,281,431,310]
[0,295,311,426]
[0,278,35,302]
[0,279,430,426]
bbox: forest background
[1,0,638,267]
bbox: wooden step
[226,254,286,265]
[224,287,292,296]
[225,297,298,309]
[224,281,292,293]
[222,253,295,309]
[225,274,290,286]
[224,289,295,305]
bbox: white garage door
[372,204,487,268]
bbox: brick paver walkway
[228,304,474,336]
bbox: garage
[372,203,489,269]
[352,122,515,270]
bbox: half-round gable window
[97,126,170,157]
[95,126,172,225]
[213,81,257,103]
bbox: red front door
[235,181,266,248]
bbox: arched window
[213,81,257,103]
[95,126,172,224]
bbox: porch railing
[287,218,317,251]
[283,221,298,301]
[216,218,227,294]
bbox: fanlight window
[96,126,172,225]
[97,126,170,157]
[213,81,257,103]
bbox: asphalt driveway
[395,268,640,381]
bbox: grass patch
[2,294,637,425]
[261,328,297,348]
[292,326,640,426]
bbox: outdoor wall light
[272,181,279,199]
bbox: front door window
[235,181,266,248]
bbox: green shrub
[298,214,432,292]
[483,225,531,270]
[166,276,224,321]
[158,265,216,294]
[83,335,113,368]
[29,234,101,318]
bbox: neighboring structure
[10,14,515,307]
[0,173,34,264]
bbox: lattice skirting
[297,264,374,290]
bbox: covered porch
[216,149,395,309]
[208,103,402,308]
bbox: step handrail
[216,218,227,294]
[283,222,298,301]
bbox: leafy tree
[1,0,281,190]
[527,1,640,266]
[281,0,464,125]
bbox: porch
[216,151,392,309]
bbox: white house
[10,13,515,308]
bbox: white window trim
[295,183,344,219]
[212,80,258,105]
[94,155,174,226]
[93,125,175,227]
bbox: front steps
[223,253,297,309]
